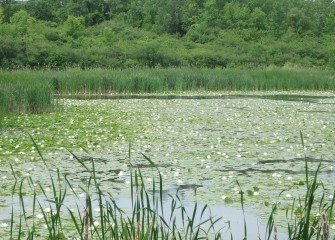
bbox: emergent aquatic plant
[7,139,225,239]
[5,136,335,239]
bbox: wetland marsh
[0,92,334,238]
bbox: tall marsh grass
[47,67,335,93]
[0,67,334,118]
[1,67,335,96]
[6,138,335,239]
[0,71,54,115]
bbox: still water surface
[0,92,334,237]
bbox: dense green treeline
[1,0,335,69]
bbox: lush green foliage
[1,0,335,69]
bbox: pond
[0,92,334,238]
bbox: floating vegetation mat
[0,92,334,238]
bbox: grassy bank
[0,67,334,117]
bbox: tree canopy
[1,0,335,69]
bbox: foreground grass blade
[237,180,247,240]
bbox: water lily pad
[253,186,260,191]
[247,190,254,196]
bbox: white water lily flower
[272,173,281,178]
[286,193,292,198]
[331,225,335,230]
[287,176,292,180]
[0,223,8,228]
[37,214,44,219]
[329,195,334,199]
[221,176,227,180]
[44,207,51,213]
[45,187,51,192]
[177,179,183,185]
[253,192,259,196]
[93,221,99,226]
[221,195,227,200]
[79,193,85,198]
[118,171,124,176]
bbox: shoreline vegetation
[0,67,335,117]
[4,138,335,239]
